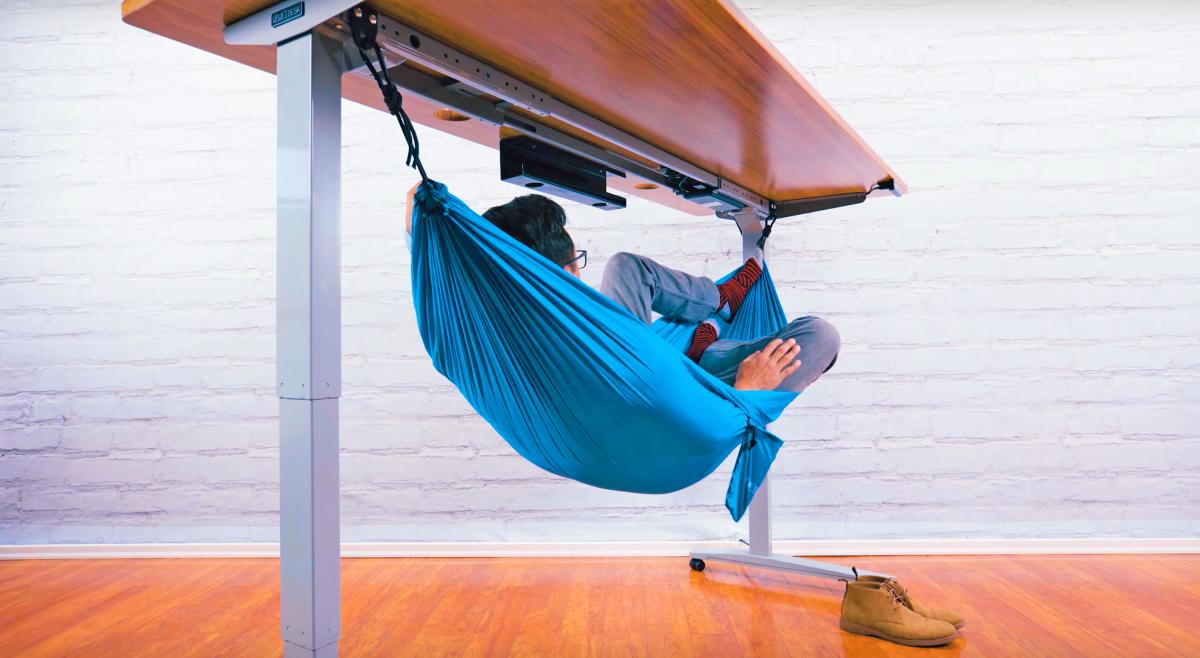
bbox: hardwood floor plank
[2,554,1198,657]
[642,559,696,658]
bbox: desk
[121,2,903,655]
[123,0,904,214]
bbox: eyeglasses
[566,249,588,269]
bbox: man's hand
[404,181,422,237]
[733,338,802,391]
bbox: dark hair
[482,194,574,266]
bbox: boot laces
[882,578,913,608]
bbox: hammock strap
[349,7,429,183]
[756,206,779,249]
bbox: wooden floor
[2,554,1197,657]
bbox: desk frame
[233,3,894,656]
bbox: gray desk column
[733,211,773,557]
[276,30,345,658]
[688,210,891,582]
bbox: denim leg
[599,251,721,324]
[698,316,841,392]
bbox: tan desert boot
[839,580,959,647]
[853,569,966,630]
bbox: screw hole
[409,34,420,48]
[525,182,543,188]
[592,202,606,207]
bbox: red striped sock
[685,322,719,363]
[717,256,762,320]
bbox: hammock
[351,26,799,520]
[411,181,799,520]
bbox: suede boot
[839,580,959,647]
[855,573,965,630]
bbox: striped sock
[716,256,763,321]
[685,321,720,363]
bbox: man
[406,184,840,393]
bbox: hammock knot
[381,85,404,115]
[743,419,758,450]
[413,179,448,217]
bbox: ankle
[685,321,719,363]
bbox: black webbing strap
[348,5,429,183]
[756,205,778,249]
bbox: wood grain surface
[120,0,906,210]
[3,554,1197,656]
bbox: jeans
[599,252,840,393]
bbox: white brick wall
[1,0,1198,545]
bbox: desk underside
[122,0,905,214]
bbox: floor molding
[2,537,1197,560]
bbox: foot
[839,580,959,647]
[855,573,965,630]
[716,250,763,321]
[685,320,720,363]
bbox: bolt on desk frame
[225,2,898,655]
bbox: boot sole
[839,618,959,647]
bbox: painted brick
[1,0,1197,543]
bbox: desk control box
[500,136,627,211]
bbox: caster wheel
[689,558,706,572]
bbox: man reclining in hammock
[406,183,840,393]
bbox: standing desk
[121,1,906,655]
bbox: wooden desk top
[122,0,906,214]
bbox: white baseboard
[1,537,1197,560]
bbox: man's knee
[603,251,642,278]
[811,316,840,373]
[809,316,840,353]
[600,251,651,300]
[789,315,840,373]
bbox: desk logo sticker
[271,2,305,28]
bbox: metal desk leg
[277,31,346,658]
[689,211,892,583]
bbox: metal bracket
[772,191,867,219]
[719,178,769,215]
[770,178,898,219]
[225,0,360,45]
[345,4,377,51]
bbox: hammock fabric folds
[411,181,799,520]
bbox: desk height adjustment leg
[277,30,347,658]
[687,209,894,583]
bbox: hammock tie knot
[381,85,404,115]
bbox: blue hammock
[410,181,799,521]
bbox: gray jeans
[599,252,840,393]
